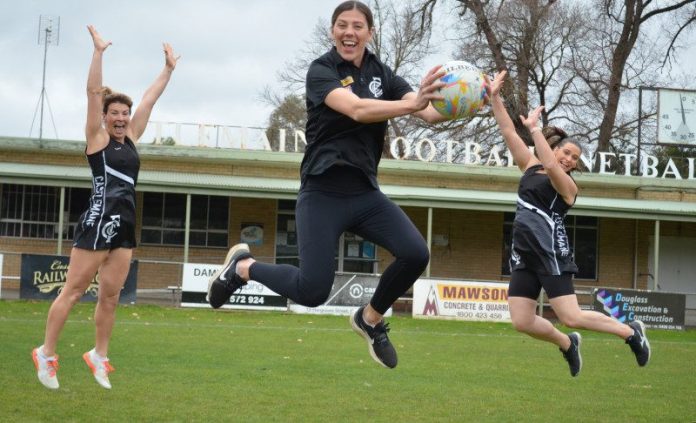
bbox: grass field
[1,300,695,422]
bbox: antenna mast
[30,15,60,140]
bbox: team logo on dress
[369,77,383,98]
[101,215,121,243]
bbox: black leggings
[249,188,430,314]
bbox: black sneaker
[626,320,651,366]
[350,305,398,369]
[560,332,582,377]
[207,243,253,309]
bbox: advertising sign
[180,262,286,310]
[20,253,138,304]
[288,273,392,316]
[594,288,685,330]
[413,278,511,322]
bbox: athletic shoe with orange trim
[32,346,59,389]
[83,349,115,389]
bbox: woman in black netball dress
[32,25,178,390]
[487,71,650,377]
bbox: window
[141,193,228,247]
[1,184,59,238]
[276,200,299,266]
[569,216,599,280]
[275,200,377,273]
[0,184,90,240]
[0,184,143,240]
[501,212,598,279]
[341,232,377,274]
[65,188,91,239]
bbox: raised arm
[324,65,445,123]
[520,106,578,204]
[128,43,179,142]
[486,71,536,171]
[85,25,112,150]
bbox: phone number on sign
[228,295,265,305]
[455,311,504,320]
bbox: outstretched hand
[485,70,507,99]
[87,25,111,52]
[520,105,545,131]
[163,43,180,71]
[414,65,446,111]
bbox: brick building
[1,135,695,312]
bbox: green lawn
[1,300,694,422]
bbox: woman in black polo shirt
[208,0,453,369]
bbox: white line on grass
[2,317,695,345]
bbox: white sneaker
[83,349,114,389]
[32,346,59,389]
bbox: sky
[0,0,344,143]
[2,1,695,146]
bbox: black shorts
[508,269,575,300]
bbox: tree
[650,145,696,178]
[266,0,696,170]
[595,1,695,158]
[417,0,696,171]
[264,93,307,153]
[262,0,437,158]
[152,136,176,146]
[416,0,593,159]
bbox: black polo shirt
[301,47,413,190]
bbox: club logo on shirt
[101,215,121,243]
[369,77,383,98]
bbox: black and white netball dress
[73,136,140,250]
[510,164,578,276]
